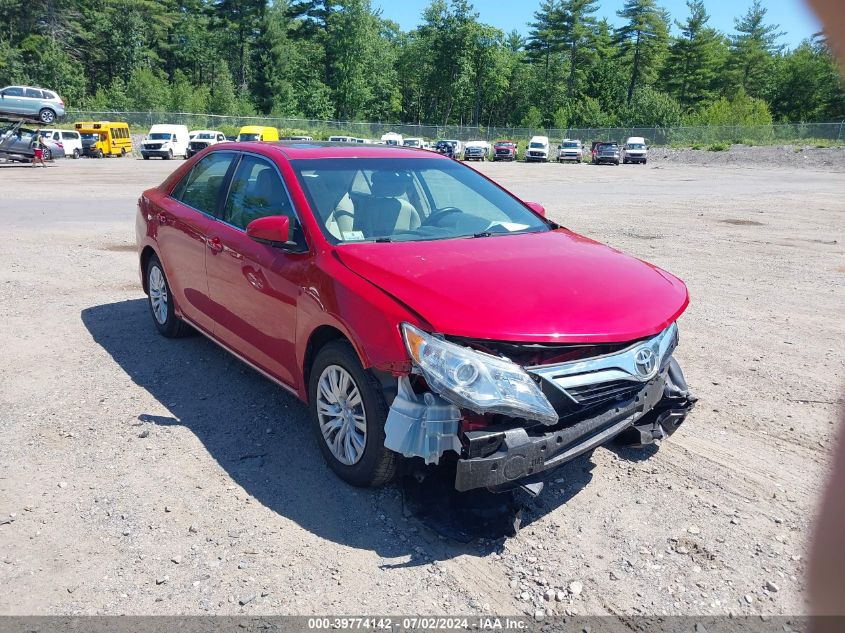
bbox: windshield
[81,133,99,141]
[600,144,618,150]
[627,143,645,149]
[197,133,216,140]
[149,133,172,140]
[292,157,549,244]
[529,142,545,148]
[562,142,579,148]
[238,133,261,142]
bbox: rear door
[154,151,238,334]
[205,152,308,387]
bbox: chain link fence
[65,110,845,146]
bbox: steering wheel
[423,207,464,227]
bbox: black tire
[308,340,399,488]
[142,154,149,160]
[96,149,104,159]
[42,148,52,161]
[72,148,80,159]
[145,255,192,338]
[164,149,173,160]
[120,147,126,157]
[38,108,56,124]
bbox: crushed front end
[385,323,696,493]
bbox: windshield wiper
[472,231,494,238]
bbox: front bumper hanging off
[454,358,695,491]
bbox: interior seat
[356,171,420,238]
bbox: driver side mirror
[525,202,546,218]
[247,215,292,247]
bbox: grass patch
[708,143,728,152]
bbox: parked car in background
[0,125,65,161]
[493,140,518,161]
[463,141,490,161]
[0,85,65,124]
[39,128,82,159]
[355,138,373,144]
[525,136,550,162]
[380,132,403,146]
[137,141,695,496]
[593,142,620,165]
[622,137,648,164]
[403,137,423,149]
[328,135,355,143]
[141,124,189,160]
[237,126,280,143]
[557,139,583,163]
[281,135,313,141]
[434,140,457,158]
[187,130,228,158]
[75,121,132,158]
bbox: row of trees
[1,0,843,128]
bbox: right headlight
[401,323,558,424]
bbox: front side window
[3,87,23,97]
[223,155,301,241]
[172,152,236,215]
[293,157,549,244]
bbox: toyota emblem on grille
[634,348,657,377]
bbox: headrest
[371,170,411,197]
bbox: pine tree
[559,0,600,98]
[729,0,784,98]
[614,0,670,104]
[663,0,726,111]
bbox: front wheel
[308,341,398,488]
[145,255,192,338]
[72,148,80,159]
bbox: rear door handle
[206,237,223,253]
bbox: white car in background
[380,132,403,146]
[557,139,583,163]
[186,130,228,158]
[39,128,83,159]
[141,124,190,160]
[525,136,550,162]
[403,137,429,149]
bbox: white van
[525,136,550,162]
[621,136,648,164]
[38,129,82,159]
[141,124,190,160]
[381,132,404,146]
[328,135,355,143]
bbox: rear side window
[24,88,43,98]
[172,152,236,215]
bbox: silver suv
[0,86,66,124]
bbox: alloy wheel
[148,265,168,325]
[315,365,367,465]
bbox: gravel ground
[0,148,843,618]
[649,144,845,171]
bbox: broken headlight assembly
[401,323,558,425]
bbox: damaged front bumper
[384,323,696,492]
[454,359,695,491]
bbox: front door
[205,153,308,388]
[155,151,238,334]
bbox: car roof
[240,141,446,160]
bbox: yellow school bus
[74,121,133,157]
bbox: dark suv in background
[592,142,620,166]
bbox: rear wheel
[308,341,398,488]
[145,255,191,338]
[38,108,56,124]
[72,148,80,159]
[42,148,52,161]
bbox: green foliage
[708,143,728,151]
[688,88,773,126]
[0,0,839,129]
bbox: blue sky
[374,0,822,49]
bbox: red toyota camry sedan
[136,142,695,493]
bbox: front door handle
[206,237,223,253]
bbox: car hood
[334,229,689,344]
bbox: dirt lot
[0,151,843,618]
